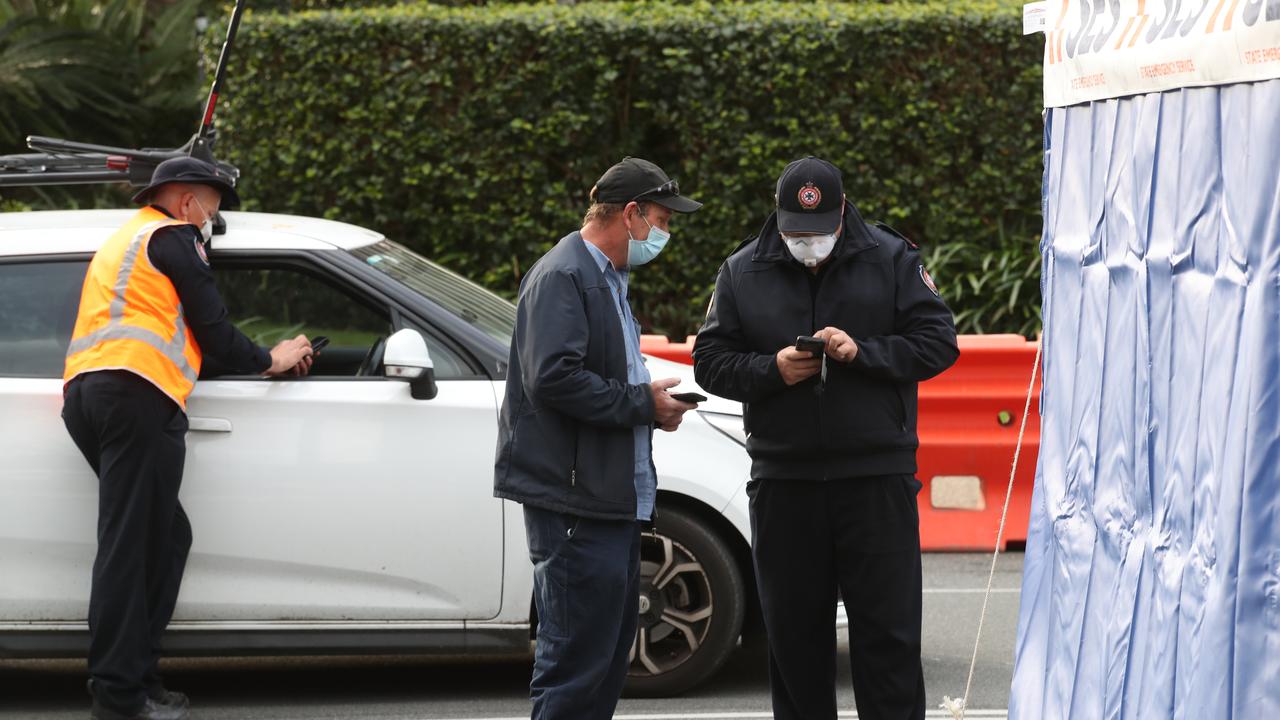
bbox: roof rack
[0,135,238,189]
[0,0,247,192]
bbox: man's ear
[175,191,192,222]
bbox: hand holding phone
[652,377,694,432]
[775,342,823,386]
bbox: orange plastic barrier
[915,334,1039,550]
[641,333,1040,551]
[640,335,698,364]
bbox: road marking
[440,707,1008,712]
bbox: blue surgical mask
[627,213,670,267]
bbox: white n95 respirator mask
[782,233,837,267]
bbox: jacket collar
[558,230,611,281]
[750,200,879,265]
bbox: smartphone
[795,335,826,355]
[670,391,708,404]
[309,336,330,355]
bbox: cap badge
[798,183,822,210]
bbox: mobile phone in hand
[795,335,826,355]
[670,391,708,404]
[309,336,330,355]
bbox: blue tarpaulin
[1010,78,1280,719]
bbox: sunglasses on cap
[634,179,680,201]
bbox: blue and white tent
[1012,3,1280,719]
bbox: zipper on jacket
[808,268,827,481]
[570,428,579,487]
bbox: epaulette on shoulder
[730,234,757,256]
[872,221,919,250]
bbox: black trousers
[62,370,192,715]
[749,475,926,720]
[523,505,640,720]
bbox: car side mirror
[382,328,437,400]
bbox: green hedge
[219,0,1043,337]
[268,0,924,9]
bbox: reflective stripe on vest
[64,207,203,407]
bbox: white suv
[0,209,755,696]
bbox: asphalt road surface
[1,552,1023,719]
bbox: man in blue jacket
[692,157,959,720]
[494,157,702,719]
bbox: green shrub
[219,0,1042,337]
[0,196,31,212]
[267,0,927,9]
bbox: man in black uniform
[692,157,959,720]
[61,157,313,720]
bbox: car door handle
[188,417,232,433]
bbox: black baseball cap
[132,156,241,209]
[590,157,702,213]
[775,157,844,234]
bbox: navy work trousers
[62,370,192,716]
[750,475,926,720]
[523,504,641,720]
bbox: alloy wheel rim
[628,531,715,677]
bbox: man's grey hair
[583,200,649,227]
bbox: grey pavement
[0,552,1023,719]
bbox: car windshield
[351,240,515,346]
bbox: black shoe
[90,696,189,720]
[147,686,189,710]
[88,679,190,720]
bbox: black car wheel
[623,504,746,697]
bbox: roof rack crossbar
[0,170,132,187]
[25,136,188,164]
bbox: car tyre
[623,504,746,697]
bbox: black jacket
[493,232,657,520]
[692,201,959,480]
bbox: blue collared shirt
[581,238,655,521]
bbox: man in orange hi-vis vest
[61,157,314,720]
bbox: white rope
[941,336,1043,720]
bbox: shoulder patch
[918,264,940,297]
[874,221,919,250]
[193,236,210,266]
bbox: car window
[213,265,471,379]
[0,260,88,378]
[351,241,516,347]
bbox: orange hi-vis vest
[64,206,204,409]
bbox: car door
[175,254,504,622]
[0,256,101,622]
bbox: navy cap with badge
[590,157,702,213]
[775,156,844,234]
[131,156,241,209]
